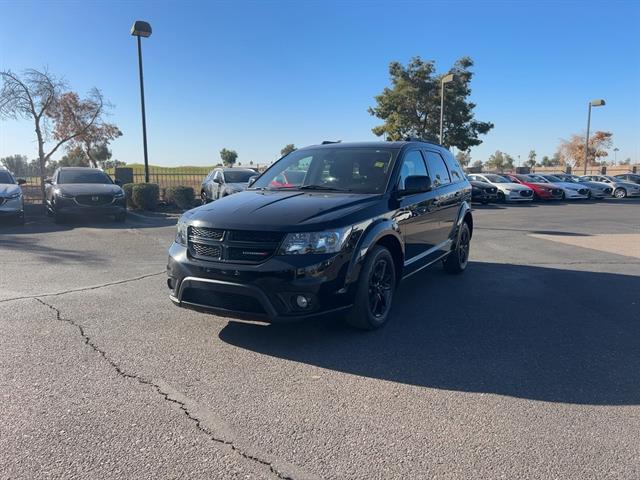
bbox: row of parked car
[467,172,640,204]
[2,163,639,226]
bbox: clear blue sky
[1,0,639,167]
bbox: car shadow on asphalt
[0,210,177,235]
[219,262,640,406]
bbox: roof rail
[403,136,442,146]
[321,140,342,145]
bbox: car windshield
[558,176,578,183]
[526,175,548,182]
[224,170,256,183]
[0,171,16,184]
[484,174,511,183]
[58,170,113,184]
[541,175,562,182]
[251,147,397,194]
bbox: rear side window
[397,150,428,190]
[442,152,464,182]
[425,151,451,187]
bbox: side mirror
[114,179,123,186]
[45,177,53,184]
[397,175,432,196]
[213,176,222,184]
[247,175,258,187]
[17,178,26,185]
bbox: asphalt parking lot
[1,199,639,480]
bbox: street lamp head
[131,20,152,38]
[590,99,605,107]
[442,73,456,84]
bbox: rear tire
[444,222,471,274]
[345,246,396,331]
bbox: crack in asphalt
[0,272,165,304]
[33,297,303,480]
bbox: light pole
[613,147,619,164]
[439,73,455,145]
[131,20,152,183]
[583,99,605,175]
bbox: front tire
[614,188,627,199]
[444,222,471,274]
[345,246,396,331]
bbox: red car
[502,174,563,200]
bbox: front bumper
[167,242,355,322]
[505,190,534,202]
[563,189,589,200]
[471,191,498,203]
[54,196,126,216]
[0,197,24,217]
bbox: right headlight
[279,226,353,255]
[175,218,188,246]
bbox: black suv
[167,140,472,329]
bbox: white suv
[0,167,25,224]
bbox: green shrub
[131,183,159,210]
[122,183,135,208]
[164,186,195,209]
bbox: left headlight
[176,219,189,246]
[279,226,353,255]
[7,191,22,199]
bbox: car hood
[0,184,21,196]
[470,180,494,189]
[579,181,609,190]
[495,182,529,190]
[183,190,384,230]
[56,184,123,195]
[552,181,587,190]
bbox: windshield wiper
[298,184,351,192]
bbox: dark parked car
[468,178,498,204]
[614,173,640,185]
[45,167,126,223]
[168,140,473,330]
[200,168,257,204]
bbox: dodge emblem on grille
[92,196,99,201]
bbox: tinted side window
[425,152,451,187]
[398,150,428,190]
[442,152,464,182]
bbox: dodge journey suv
[167,140,473,330]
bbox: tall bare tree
[0,69,107,200]
[53,92,122,168]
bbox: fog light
[296,295,309,309]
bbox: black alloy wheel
[444,222,471,274]
[346,246,396,330]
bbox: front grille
[230,230,283,243]
[75,194,113,206]
[578,189,588,195]
[190,243,222,259]
[485,187,497,194]
[190,226,224,240]
[520,190,533,197]
[187,227,284,264]
[182,287,266,314]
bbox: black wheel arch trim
[344,218,404,286]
